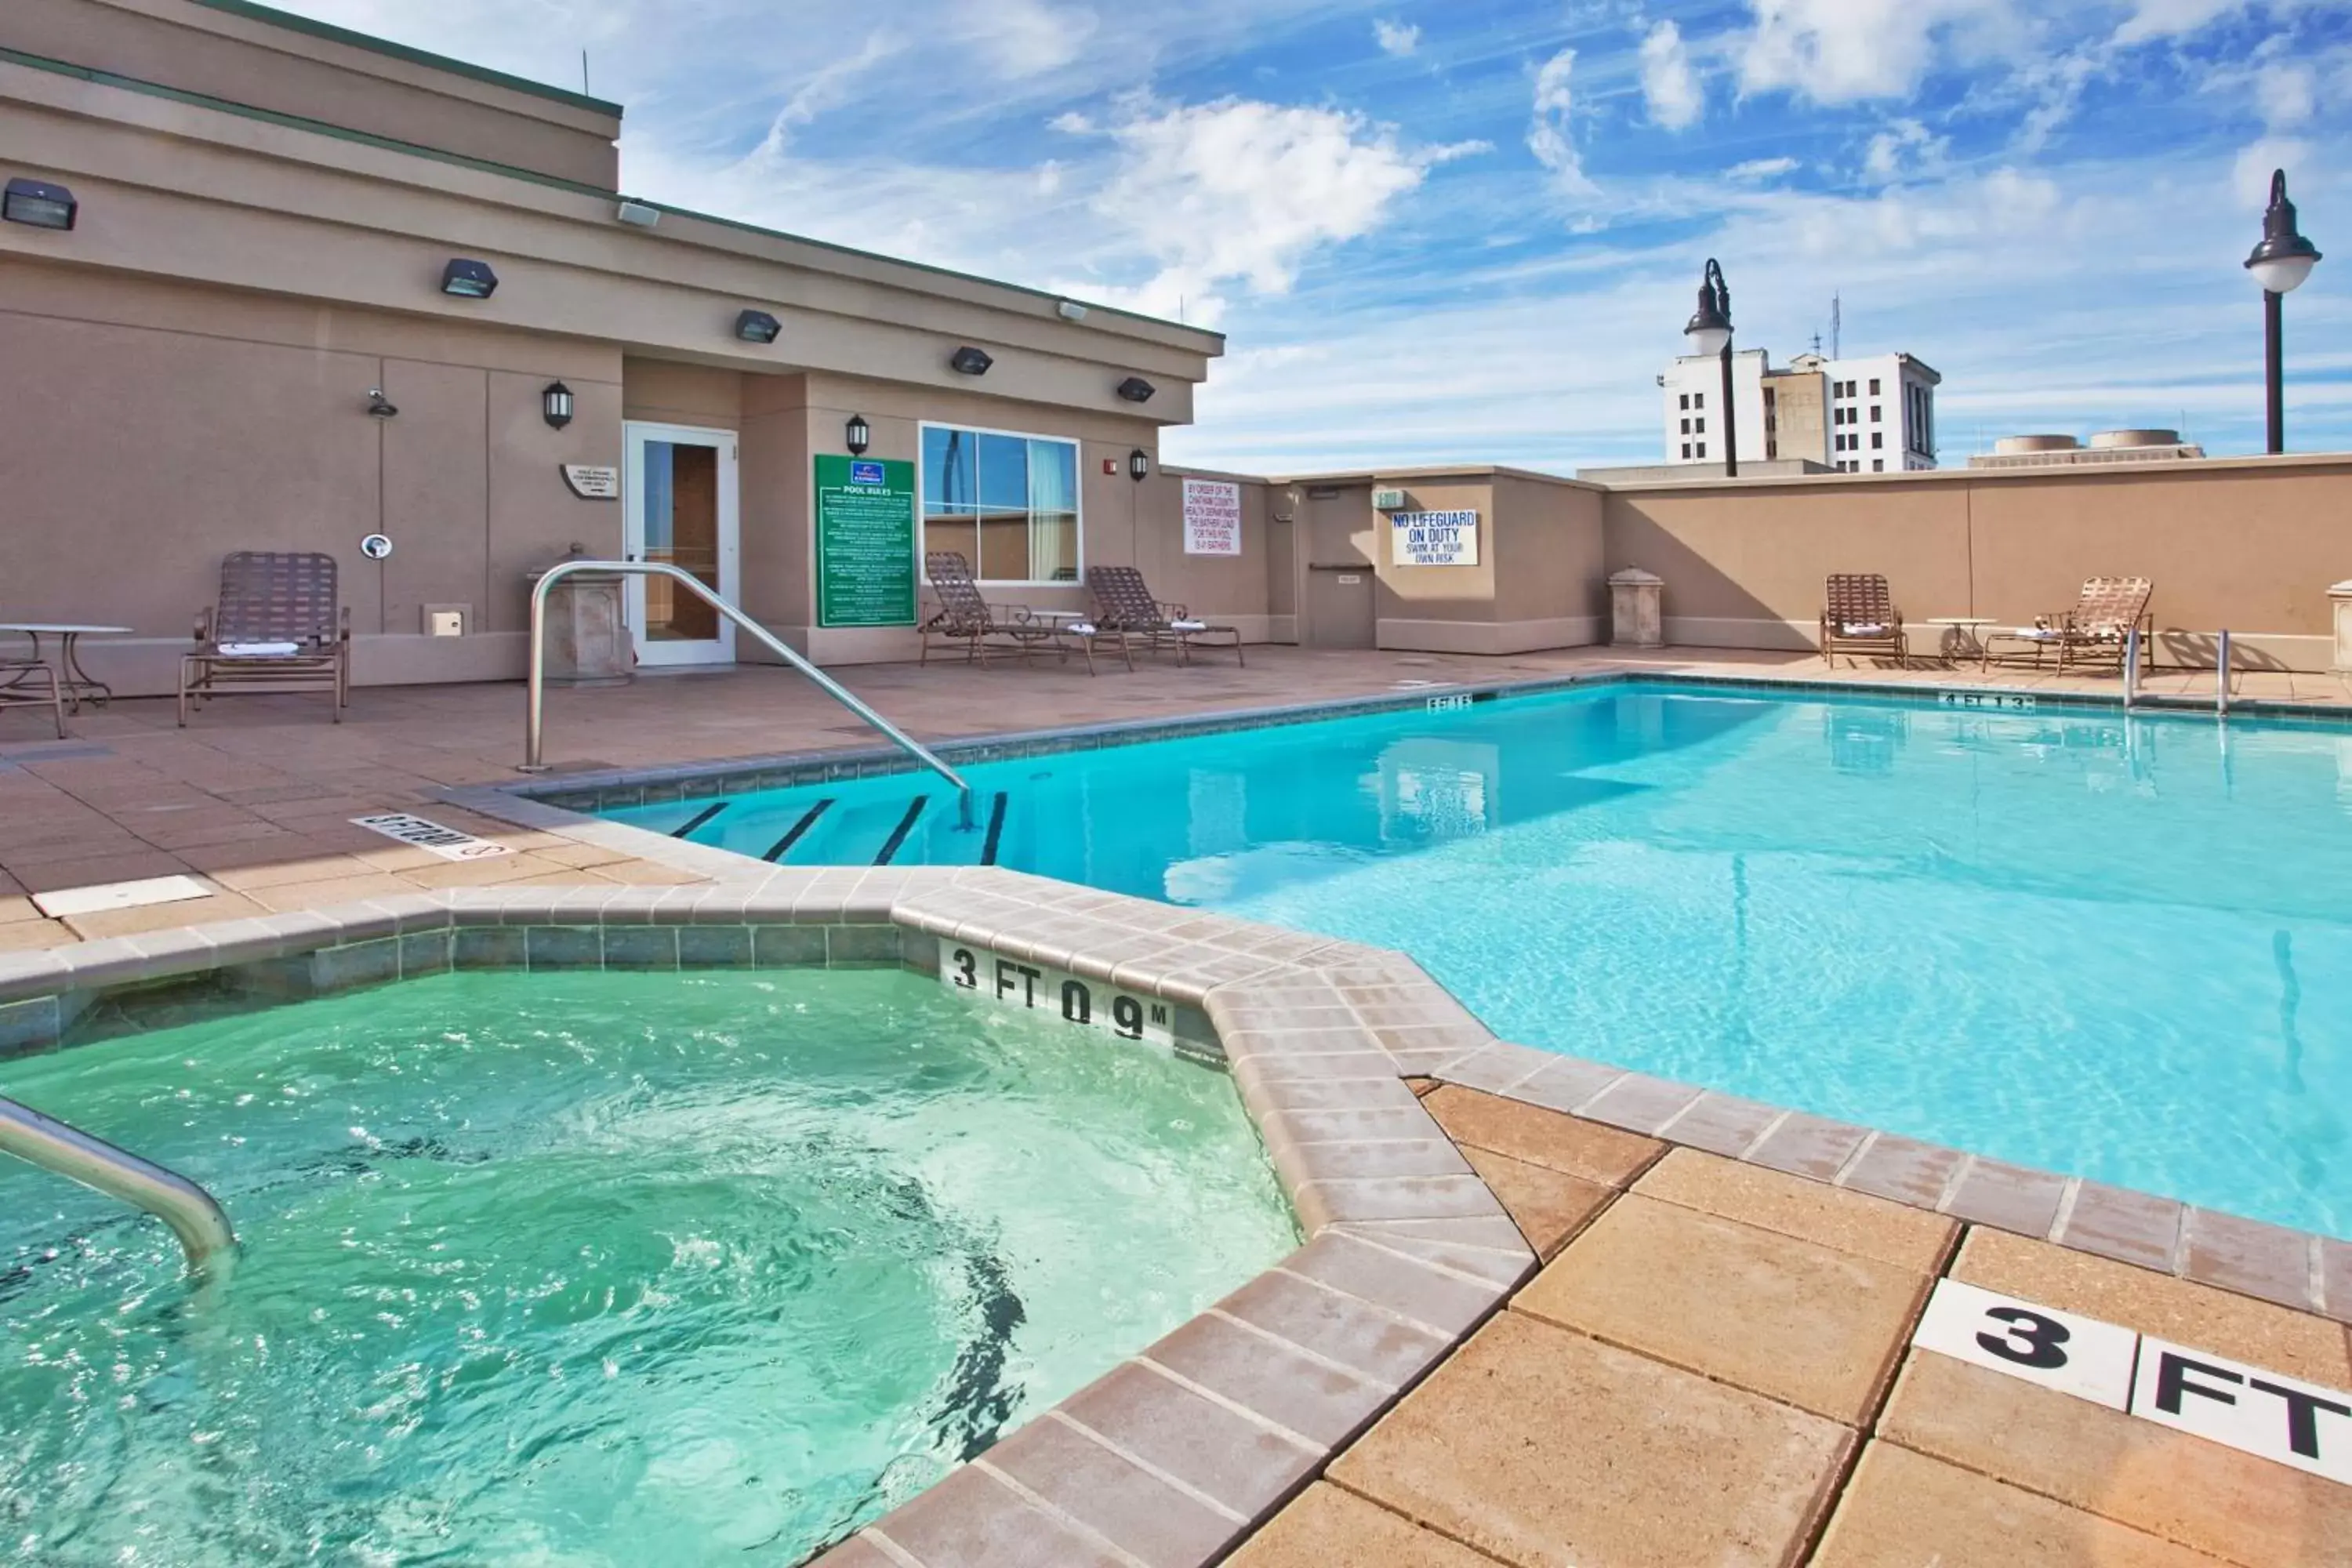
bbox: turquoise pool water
[614,683,2352,1238]
[0,971,1294,1564]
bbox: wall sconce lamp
[1116,376,1156,404]
[439,258,499,298]
[2,177,77,230]
[949,345,994,376]
[542,381,574,429]
[1128,448,1151,482]
[735,309,782,343]
[845,413,872,456]
[366,388,399,418]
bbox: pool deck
[5,643,2351,1566]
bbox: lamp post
[2245,169,2321,455]
[1684,259,1737,477]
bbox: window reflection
[921,424,1079,583]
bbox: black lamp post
[1683,259,1737,477]
[2245,169,2321,456]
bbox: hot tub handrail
[1,1094,237,1278]
[522,558,976,829]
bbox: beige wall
[1600,456,2352,669]
[11,0,622,189]
[0,260,622,695]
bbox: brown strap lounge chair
[1818,575,1907,668]
[1983,577,2152,673]
[1086,566,1245,666]
[0,640,67,739]
[920,553,1129,675]
[180,550,350,725]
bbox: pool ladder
[1,1094,237,1279]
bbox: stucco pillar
[1610,568,1664,648]
[2332,580,2352,674]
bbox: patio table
[0,623,134,712]
[1923,617,1998,666]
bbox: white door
[622,422,740,666]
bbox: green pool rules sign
[815,456,917,627]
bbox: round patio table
[0,623,134,712]
[1924,616,1998,666]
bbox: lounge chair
[0,639,66,739]
[179,551,350,725]
[1085,566,1245,666]
[920,553,1129,674]
[1982,577,2152,673]
[1818,575,1907,668]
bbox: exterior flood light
[366,388,398,419]
[542,381,574,429]
[2,177,77,230]
[1116,376,1156,404]
[439,258,498,298]
[949,345,993,376]
[735,309,782,343]
[845,413,871,456]
[614,198,661,228]
[1056,299,1089,321]
[1128,448,1151,482]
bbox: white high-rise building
[1660,350,1940,473]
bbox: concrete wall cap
[1609,568,1664,585]
[2332,581,2352,596]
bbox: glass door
[622,423,739,666]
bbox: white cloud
[1639,21,1704,130]
[1061,97,1440,325]
[1528,48,1598,194]
[963,0,1100,78]
[2256,62,2317,130]
[1374,18,1421,57]
[1740,0,2022,105]
[2112,0,2245,47]
[1862,118,1948,183]
[1727,155,1801,181]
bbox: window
[1679,393,1690,409]
[1871,432,1883,449]
[1869,377,1881,394]
[1679,417,1690,434]
[1872,459,1885,471]
[1693,392,1704,408]
[1680,443,1692,459]
[1870,405,1881,422]
[920,424,1080,583]
[1696,442,1707,457]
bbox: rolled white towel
[1170,619,1208,632]
[1065,621,1098,636]
[1838,622,1888,637]
[2009,626,2060,641]
[218,641,302,656]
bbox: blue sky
[278,0,2350,473]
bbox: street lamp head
[1684,258,1733,358]
[2245,169,2321,295]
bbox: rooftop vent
[1991,434,2080,456]
[2087,429,2183,449]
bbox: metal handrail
[522,559,976,829]
[2,1094,237,1279]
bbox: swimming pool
[0,969,1294,1564]
[608,682,2352,1239]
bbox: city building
[1657,348,1940,474]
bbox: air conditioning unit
[1371,487,1407,511]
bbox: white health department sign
[1392,509,1479,568]
[1182,478,1243,557]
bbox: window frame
[916,419,1085,587]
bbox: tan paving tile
[1226,1483,1496,1568]
[1331,1310,1853,1568]
[0,895,41,926]
[1421,1087,1663,1187]
[1635,1148,1958,1272]
[587,857,706,886]
[1880,1349,2350,1568]
[1953,1229,2352,1385]
[1459,1146,1617,1261]
[62,891,267,940]
[1814,1440,2235,1568]
[246,873,436,913]
[205,852,387,891]
[1515,1193,1931,1425]
[0,919,76,952]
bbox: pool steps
[0,1094,236,1279]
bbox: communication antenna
[1831,293,1842,359]
[582,51,590,96]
